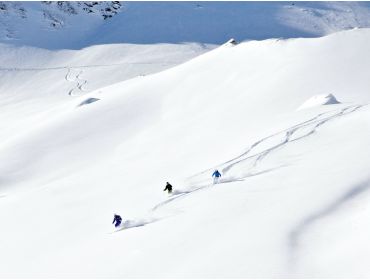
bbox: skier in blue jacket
[112,214,122,228]
[212,169,222,184]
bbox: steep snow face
[0,28,370,277]
[2,1,370,49]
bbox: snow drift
[297,93,341,110]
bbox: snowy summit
[0,1,370,278]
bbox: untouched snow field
[0,27,369,277]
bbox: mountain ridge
[1,1,370,49]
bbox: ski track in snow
[66,68,87,97]
[192,104,364,180]
[143,103,370,272]
[0,62,180,97]
[109,218,161,234]
[64,67,72,82]
[150,104,366,214]
[151,186,211,211]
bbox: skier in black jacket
[163,182,173,194]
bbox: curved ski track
[65,68,87,97]
[151,104,365,212]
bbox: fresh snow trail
[77,71,87,91]
[64,67,72,81]
[251,105,363,167]
[67,69,86,96]
[109,217,161,234]
[188,104,365,183]
[145,104,366,218]
[0,61,184,97]
[151,184,213,212]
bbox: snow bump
[297,94,341,110]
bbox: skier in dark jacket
[163,182,173,194]
[112,214,122,228]
[212,169,222,184]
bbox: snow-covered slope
[0,42,213,144]
[0,28,370,277]
[2,1,370,49]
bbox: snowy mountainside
[93,1,370,45]
[0,42,213,145]
[0,1,122,48]
[0,28,370,277]
[2,1,370,49]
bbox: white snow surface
[0,26,370,277]
[0,42,214,143]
